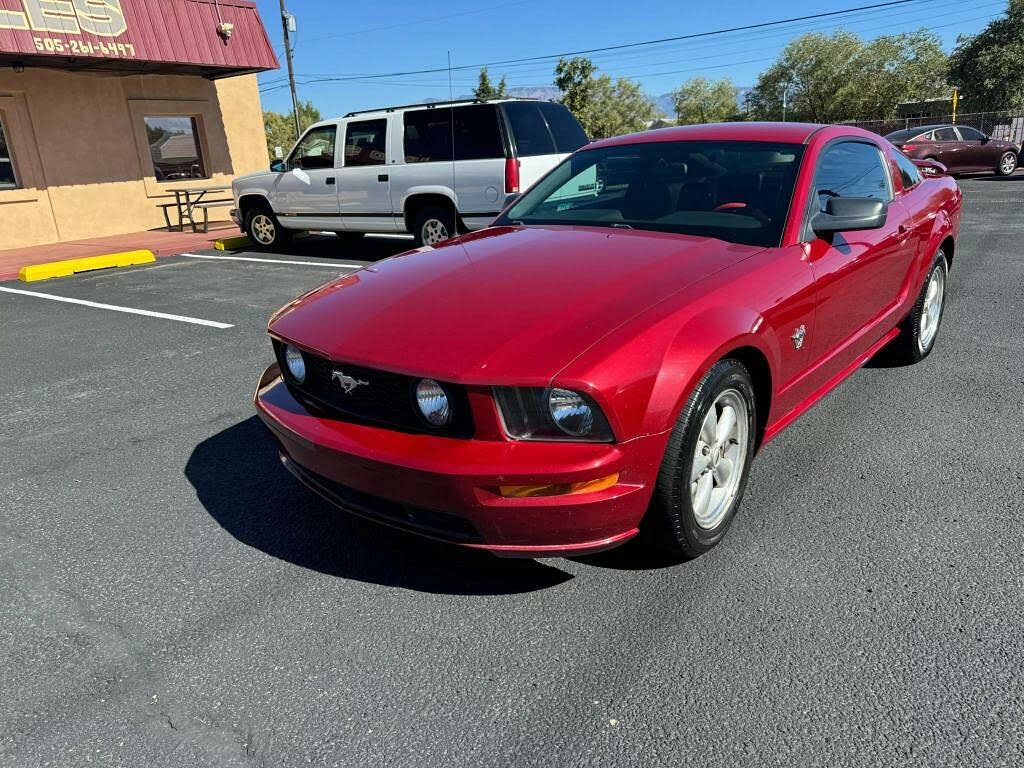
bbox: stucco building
[0,0,277,249]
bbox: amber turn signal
[498,473,619,498]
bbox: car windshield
[499,140,805,247]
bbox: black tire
[644,359,758,558]
[412,205,456,247]
[888,250,948,364]
[245,204,291,250]
[997,151,1018,176]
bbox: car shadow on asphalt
[184,417,573,595]
[230,233,414,262]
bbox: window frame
[802,138,893,242]
[287,123,339,170]
[343,118,388,168]
[0,114,18,190]
[143,115,209,184]
[893,150,923,193]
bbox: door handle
[326,177,336,185]
[377,174,389,182]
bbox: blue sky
[253,0,1003,116]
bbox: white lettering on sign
[0,0,126,37]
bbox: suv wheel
[998,151,1017,176]
[413,206,456,247]
[245,206,290,249]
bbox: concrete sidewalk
[0,223,239,281]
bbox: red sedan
[255,122,961,559]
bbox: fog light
[284,344,306,383]
[416,379,451,426]
[499,473,619,498]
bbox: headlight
[493,387,613,442]
[415,379,451,427]
[284,344,306,383]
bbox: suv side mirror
[811,197,887,237]
[270,159,286,172]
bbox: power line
[259,0,925,90]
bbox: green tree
[554,57,659,138]
[949,0,1024,110]
[263,100,322,161]
[474,67,508,99]
[673,77,739,124]
[746,30,947,122]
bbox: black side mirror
[811,197,887,237]
[270,159,286,172]
[981,134,991,143]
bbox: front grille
[273,341,474,437]
[283,454,483,543]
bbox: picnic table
[159,185,233,234]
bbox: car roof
[889,124,951,137]
[302,98,540,126]
[586,122,838,149]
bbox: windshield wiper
[611,223,634,230]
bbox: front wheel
[645,359,757,558]
[998,151,1017,176]
[888,251,948,364]
[245,207,290,249]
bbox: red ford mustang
[255,123,961,559]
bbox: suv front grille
[273,341,474,438]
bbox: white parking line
[0,286,233,329]
[181,253,364,269]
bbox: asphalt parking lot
[2,177,1023,767]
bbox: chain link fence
[841,110,1024,144]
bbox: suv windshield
[499,140,805,247]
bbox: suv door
[804,139,911,372]
[269,123,341,229]
[450,104,507,228]
[338,118,398,232]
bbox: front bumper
[253,364,667,557]
[229,207,241,228]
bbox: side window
[812,141,891,212]
[933,127,958,141]
[452,105,504,161]
[957,126,985,141]
[404,109,452,163]
[503,102,556,157]
[289,125,337,170]
[538,102,589,151]
[894,151,922,191]
[0,117,17,190]
[344,119,387,167]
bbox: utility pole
[279,0,301,141]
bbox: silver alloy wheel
[1001,152,1018,175]
[918,263,946,353]
[421,218,449,246]
[251,213,276,245]
[690,388,749,531]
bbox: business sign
[0,0,278,71]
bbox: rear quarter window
[538,103,588,152]
[502,102,556,157]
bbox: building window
[0,118,17,190]
[144,116,207,182]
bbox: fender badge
[791,325,807,350]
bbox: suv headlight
[493,387,613,442]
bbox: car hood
[269,225,762,383]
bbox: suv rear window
[538,103,588,152]
[502,102,588,157]
[403,104,503,163]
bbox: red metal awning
[0,0,279,78]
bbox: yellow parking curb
[214,235,251,251]
[18,250,156,283]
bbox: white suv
[230,98,588,248]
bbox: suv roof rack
[342,96,540,118]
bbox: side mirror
[912,158,947,176]
[270,159,286,172]
[811,197,887,237]
[981,134,991,143]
